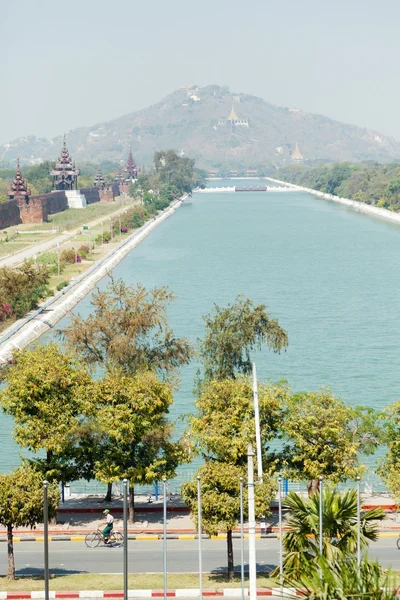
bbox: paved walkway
[0,198,134,268]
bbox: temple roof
[124,147,137,176]
[228,105,239,121]
[50,135,80,176]
[93,165,105,187]
[116,163,124,183]
[292,142,304,160]
[8,158,31,197]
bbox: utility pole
[247,444,256,600]
[252,363,263,482]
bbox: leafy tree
[0,343,90,481]
[274,487,384,582]
[0,464,59,579]
[182,461,275,580]
[189,377,288,466]
[61,278,193,379]
[83,370,187,520]
[184,376,288,577]
[377,400,400,504]
[0,261,51,319]
[281,389,380,494]
[199,296,288,382]
[283,554,396,599]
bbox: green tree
[377,400,400,504]
[84,370,187,520]
[184,376,288,577]
[199,296,288,382]
[281,389,380,494]
[0,343,90,481]
[182,461,275,580]
[61,278,193,379]
[0,261,51,319]
[0,464,59,579]
[275,487,384,582]
[189,377,288,466]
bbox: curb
[0,590,304,598]
[2,534,276,543]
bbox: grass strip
[0,573,274,591]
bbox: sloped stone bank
[0,198,185,364]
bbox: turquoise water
[2,182,400,491]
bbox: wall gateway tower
[50,135,80,190]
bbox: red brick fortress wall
[44,191,68,215]
[16,195,48,224]
[80,187,100,205]
[0,199,21,229]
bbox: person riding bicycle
[102,509,114,544]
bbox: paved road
[3,538,400,577]
[0,198,134,268]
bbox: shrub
[121,226,128,233]
[56,281,69,291]
[78,244,90,259]
[61,249,77,264]
[0,303,12,323]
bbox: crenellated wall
[80,187,100,205]
[0,199,21,229]
[0,185,122,229]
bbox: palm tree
[273,487,384,580]
[280,555,396,600]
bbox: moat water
[2,181,400,492]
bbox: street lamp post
[57,243,60,279]
[278,474,283,591]
[123,479,128,600]
[163,478,167,600]
[239,477,245,600]
[43,481,49,600]
[247,444,256,600]
[356,476,361,568]
[109,218,113,241]
[319,476,323,556]
[197,476,202,600]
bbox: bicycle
[85,529,124,548]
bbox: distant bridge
[197,186,298,193]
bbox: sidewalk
[2,493,399,539]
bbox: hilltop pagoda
[50,135,80,190]
[115,163,124,185]
[124,147,138,180]
[291,142,304,161]
[7,158,31,200]
[93,165,106,189]
[217,105,249,128]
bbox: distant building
[93,166,106,189]
[50,135,80,190]
[217,105,249,128]
[124,147,138,180]
[7,158,31,200]
[291,142,304,161]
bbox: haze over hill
[2,85,400,170]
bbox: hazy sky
[2,0,400,144]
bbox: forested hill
[2,84,400,169]
[275,162,400,211]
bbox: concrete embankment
[0,198,185,364]
[265,177,400,225]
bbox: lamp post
[356,476,361,568]
[319,476,323,556]
[239,477,245,600]
[197,476,202,600]
[247,444,256,600]
[109,218,113,241]
[123,479,128,600]
[43,481,49,600]
[57,243,60,279]
[163,478,167,600]
[278,473,283,591]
